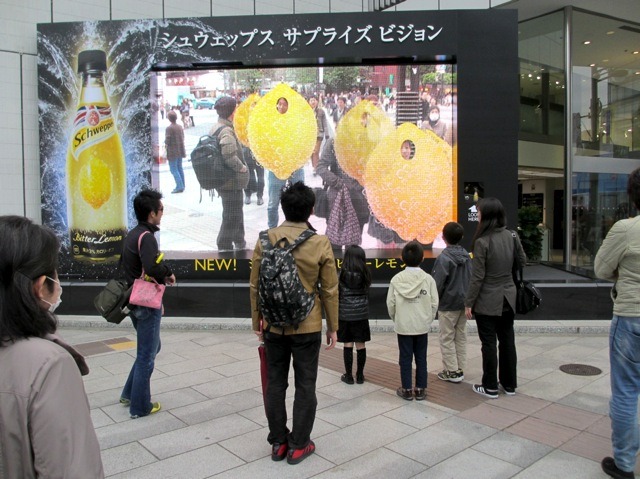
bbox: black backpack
[258,229,316,329]
[190,126,232,194]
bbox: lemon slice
[364,123,453,243]
[247,84,316,179]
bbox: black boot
[356,348,367,384]
[341,347,354,384]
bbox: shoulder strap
[137,231,150,278]
[288,229,316,252]
[511,231,524,282]
[259,230,273,252]
[212,125,227,139]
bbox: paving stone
[415,448,521,479]
[471,431,553,468]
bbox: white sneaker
[472,384,498,399]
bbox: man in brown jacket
[250,181,339,465]
[211,96,249,251]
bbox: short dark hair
[167,110,177,122]
[214,96,237,119]
[628,167,640,210]
[133,189,163,223]
[402,240,424,267]
[0,215,59,342]
[280,181,315,223]
[442,222,464,245]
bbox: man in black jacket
[120,189,175,419]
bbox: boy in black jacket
[431,222,471,383]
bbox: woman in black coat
[464,198,526,399]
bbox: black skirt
[338,319,371,343]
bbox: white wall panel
[22,54,42,222]
[111,0,162,20]
[295,0,329,13]
[438,0,490,9]
[392,0,438,11]
[0,0,50,55]
[52,0,110,22]
[256,0,293,15]
[329,0,364,12]
[212,0,255,16]
[165,0,212,18]
[0,52,26,216]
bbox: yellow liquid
[67,101,127,263]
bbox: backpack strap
[259,230,273,252]
[285,229,316,252]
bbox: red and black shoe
[287,440,315,465]
[271,442,288,461]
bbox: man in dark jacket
[212,96,249,251]
[431,222,471,383]
[120,189,175,418]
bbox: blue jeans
[609,315,640,473]
[122,306,162,417]
[264,331,320,450]
[397,333,428,389]
[267,169,304,228]
[168,157,185,191]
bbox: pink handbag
[128,232,165,310]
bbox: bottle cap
[78,50,107,73]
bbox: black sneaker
[287,440,315,465]
[271,442,288,462]
[472,384,498,399]
[601,457,634,479]
[414,388,426,401]
[341,374,354,385]
[356,373,365,384]
[396,387,413,401]
[499,384,516,396]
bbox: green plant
[517,206,544,262]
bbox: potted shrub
[517,205,544,262]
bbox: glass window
[571,11,640,270]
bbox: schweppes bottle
[66,50,127,263]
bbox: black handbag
[313,185,330,219]
[511,232,542,315]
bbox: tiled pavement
[58,316,634,478]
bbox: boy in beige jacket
[387,241,439,401]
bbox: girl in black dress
[338,245,372,384]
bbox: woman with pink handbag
[120,189,176,419]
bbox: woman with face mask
[0,215,104,478]
[422,105,450,145]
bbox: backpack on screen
[258,229,316,330]
[190,126,231,192]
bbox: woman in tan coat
[464,198,526,399]
[0,216,103,478]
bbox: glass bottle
[66,50,127,263]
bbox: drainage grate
[559,364,602,376]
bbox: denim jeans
[267,169,304,228]
[122,306,162,417]
[264,331,321,450]
[397,333,428,389]
[475,310,517,391]
[168,157,185,191]
[609,315,640,473]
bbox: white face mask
[42,276,63,313]
[429,114,440,122]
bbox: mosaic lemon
[78,154,112,210]
[247,84,316,179]
[234,93,260,147]
[334,100,394,185]
[364,123,453,243]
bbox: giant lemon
[234,93,260,147]
[364,123,453,243]
[79,154,111,209]
[334,100,394,185]
[247,84,316,179]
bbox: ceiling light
[606,31,615,35]
[603,59,609,63]
[583,40,591,45]
[634,51,639,55]
[590,63,596,67]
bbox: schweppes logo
[70,105,115,159]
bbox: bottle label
[70,228,126,262]
[70,105,116,160]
